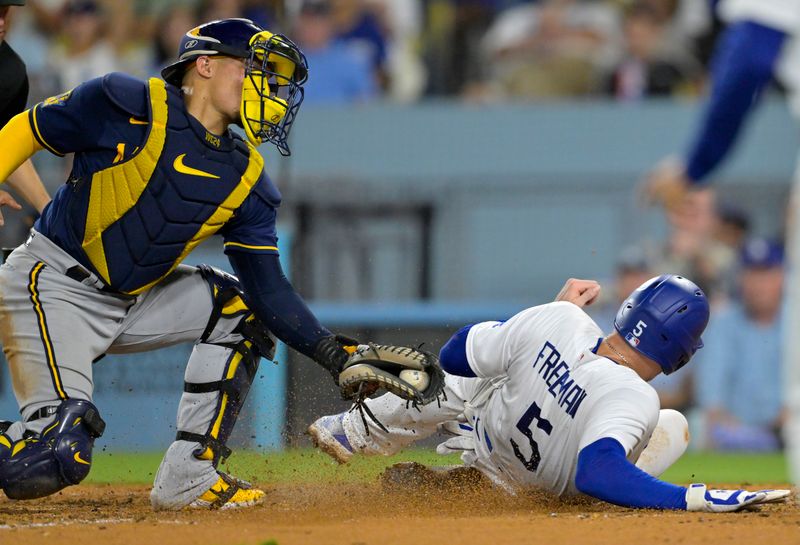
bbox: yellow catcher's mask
[241,31,308,155]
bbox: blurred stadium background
[0,0,796,474]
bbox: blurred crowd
[589,188,787,453]
[2,0,790,454]
[3,0,734,107]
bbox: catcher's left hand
[338,343,446,407]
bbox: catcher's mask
[241,31,308,155]
[161,18,308,155]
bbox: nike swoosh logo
[74,451,90,465]
[129,117,148,125]
[173,154,220,179]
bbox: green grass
[85,449,463,485]
[661,451,788,484]
[86,449,790,486]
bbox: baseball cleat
[189,473,265,510]
[308,413,354,464]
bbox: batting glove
[685,483,791,512]
[436,419,476,456]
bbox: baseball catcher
[0,18,387,510]
[309,276,791,512]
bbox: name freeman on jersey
[533,341,588,418]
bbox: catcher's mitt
[338,344,446,430]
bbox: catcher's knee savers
[0,399,106,499]
[176,265,277,466]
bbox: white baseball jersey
[720,0,800,116]
[465,302,660,496]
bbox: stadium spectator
[195,1,282,43]
[329,0,388,88]
[46,0,117,91]
[152,4,197,77]
[602,1,697,100]
[653,187,739,303]
[422,0,500,96]
[589,245,654,331]
[292,0,377,105]
[479,0,619,99]
[695,238,785,451]
[368,0,426,102]
[711,200,751,300]
[197,0,246,23]
[241,0,281,30]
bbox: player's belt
[64,265,134,298]
[22,230,134,299]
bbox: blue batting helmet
[614,274,709,375]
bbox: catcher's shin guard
[0,400,105,499]
[175,265,276,466]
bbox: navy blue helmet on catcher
[161,18,264,86]
[161,18,309,155]
[614,274,709,375]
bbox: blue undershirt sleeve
[228,251,331,359]
[684,21,787,183]
[439,325,477,377]
[575,438,687,510]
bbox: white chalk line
[0,517,189,530]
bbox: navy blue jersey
[29,73,282,294]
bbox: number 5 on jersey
[511,401,553,472]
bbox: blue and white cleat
[307,413,354,464]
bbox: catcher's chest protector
[70,78,264,295]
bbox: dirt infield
[0,478,798,545]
